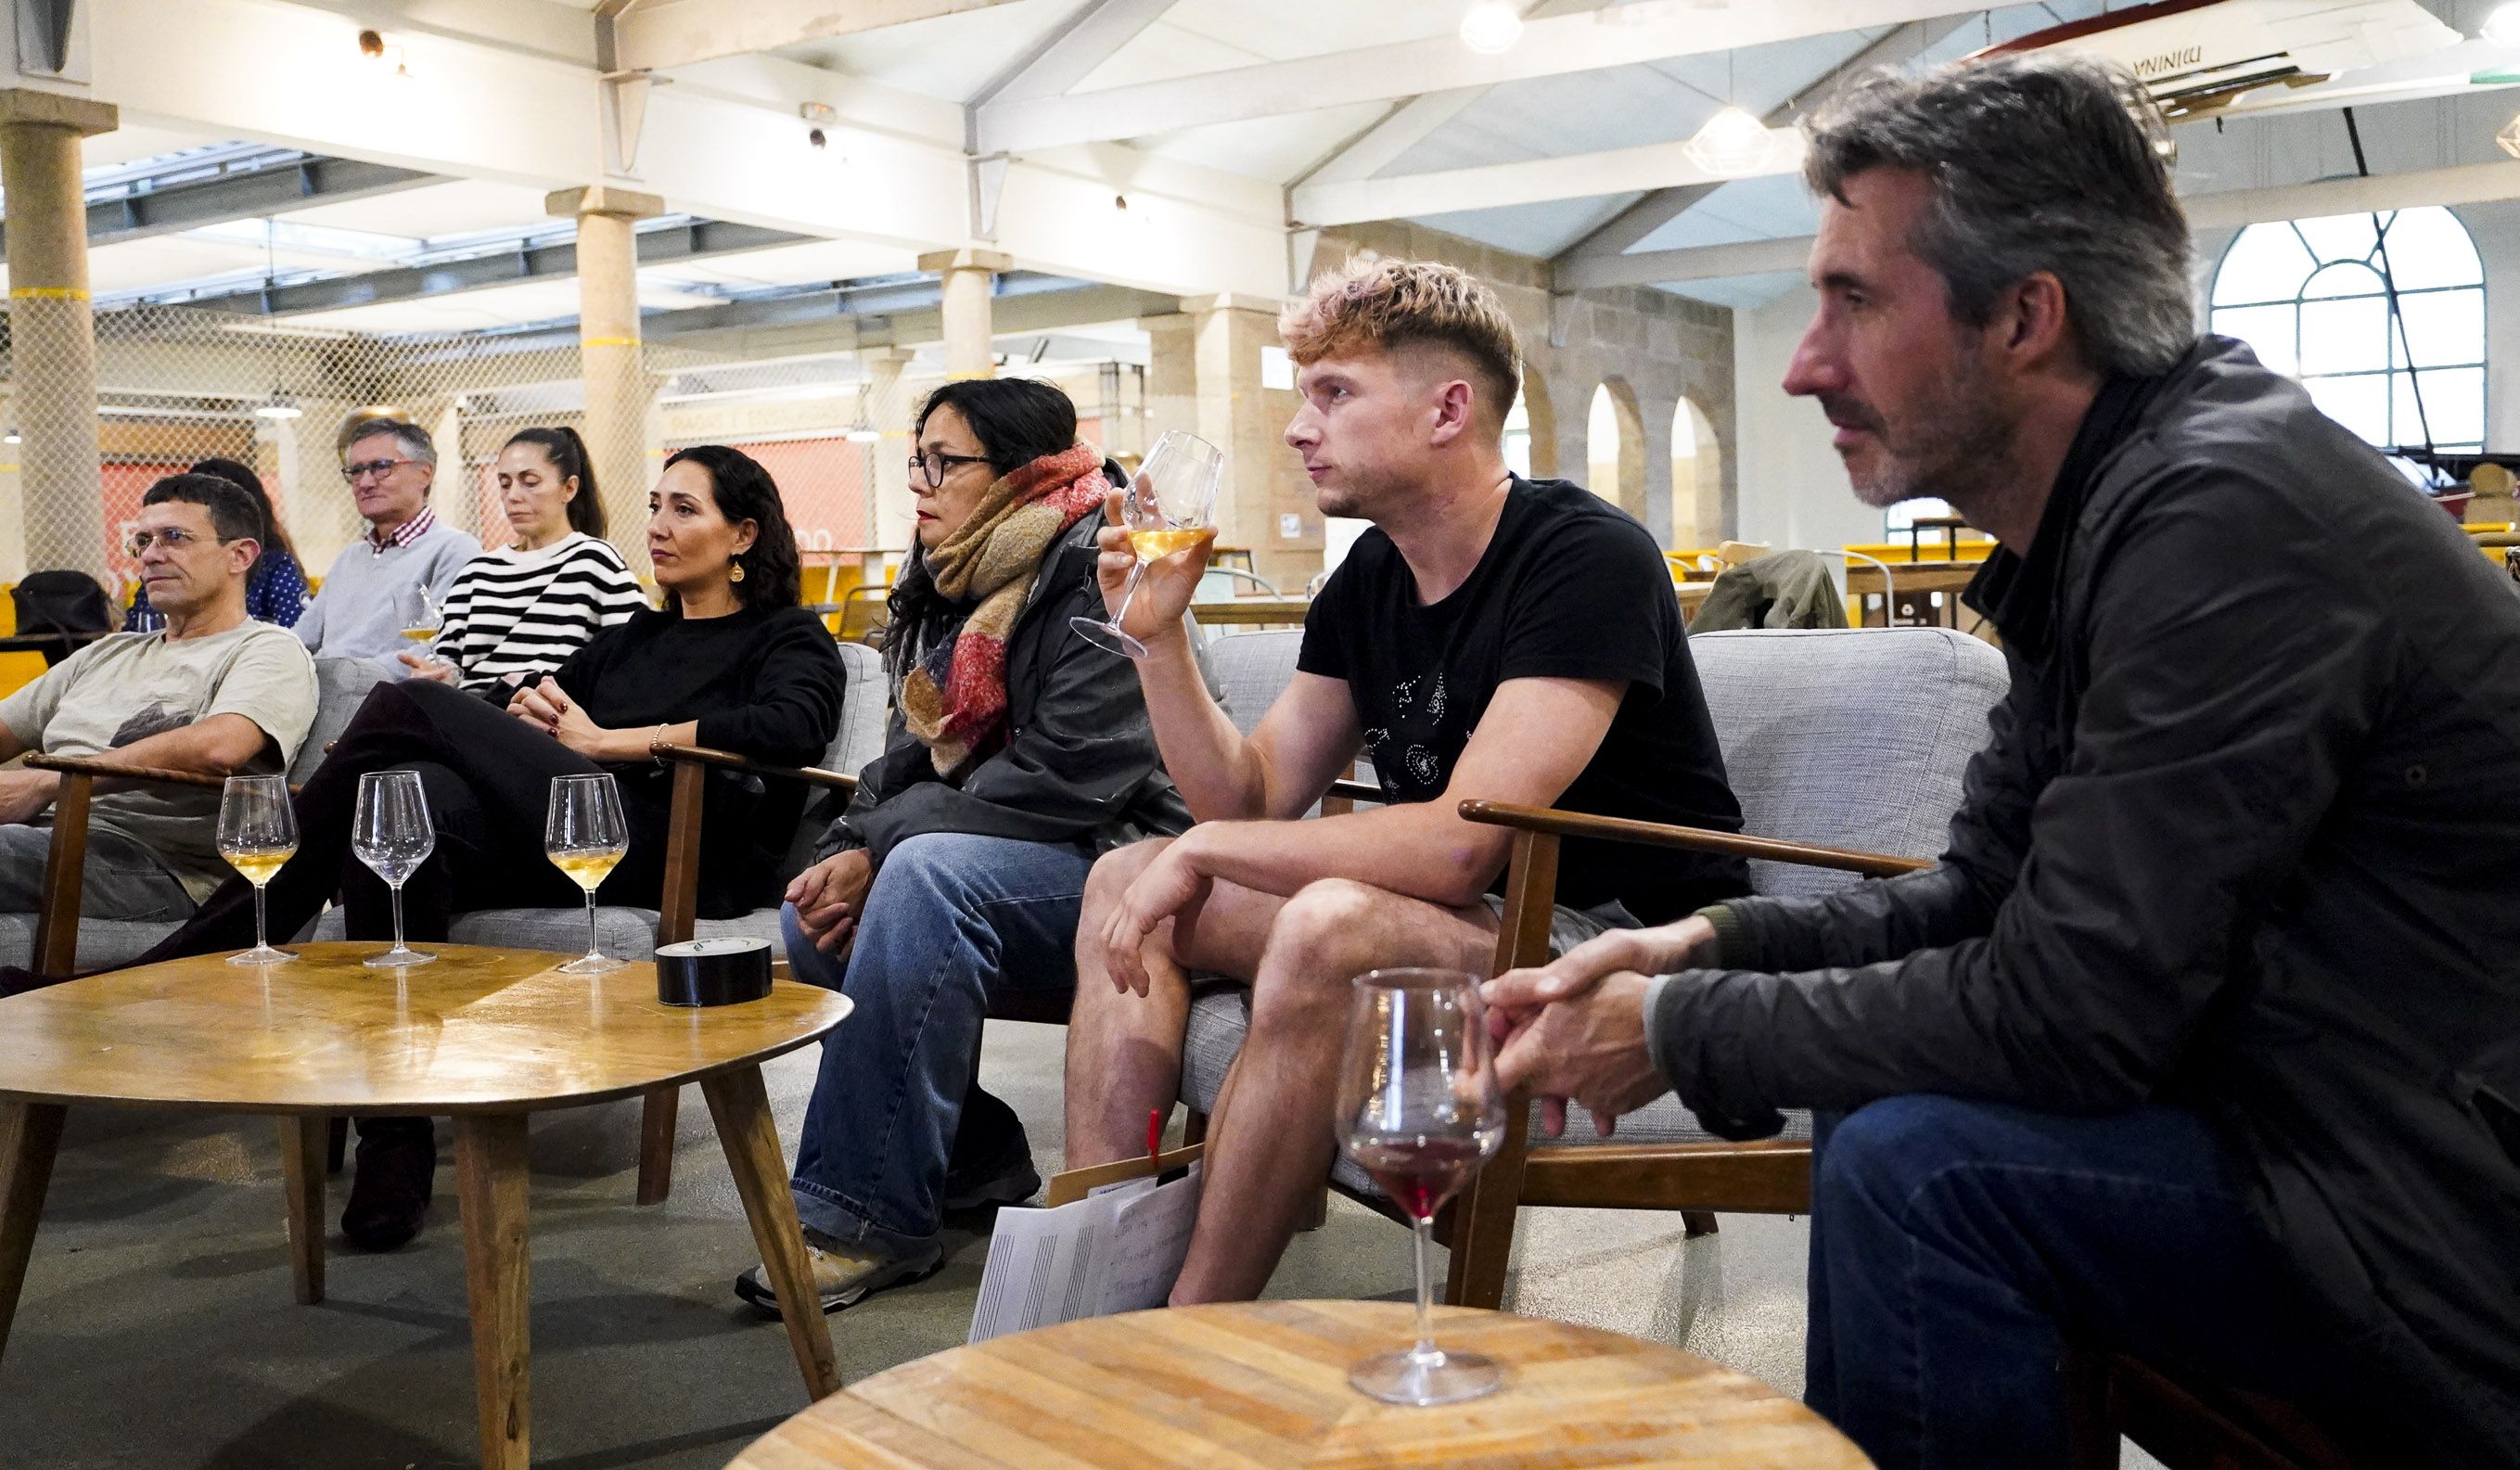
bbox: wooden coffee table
[724,1300,1870,1468]
[0,941,853,1470]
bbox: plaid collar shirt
[366,505,438,556]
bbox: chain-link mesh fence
[0,299,1134,613]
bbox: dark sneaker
[736,1232,944,1315]
[942,1087,1041,1211]
[341,1117,435,1251]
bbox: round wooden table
[724,1300,1869,1468]
[0,942,854,1470]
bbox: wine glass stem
[1410,1214,1438,1364]
[389,881,407,954]
[583,888,600,961]
[252,881,271,952]
[1108,560,1145,630]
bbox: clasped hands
[1484,915,1715,1140]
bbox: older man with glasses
[294,418,481,676]
[0,473,316,933]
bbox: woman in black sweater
[124,443,845,1249]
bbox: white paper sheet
[967,1163,1201,1343]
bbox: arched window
[2209,207,2486,460]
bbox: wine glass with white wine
[544,772,630,976]
[1070,429,1224,659]
[352,769,436,968]
[216,773,297,965]
[401,582,445,650]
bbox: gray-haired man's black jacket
[1647,337,2520,1464]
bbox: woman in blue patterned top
[123,456,307,629]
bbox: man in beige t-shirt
[0,474,317,921]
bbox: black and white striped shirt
[431,533,647,694]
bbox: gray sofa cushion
[1179,624,2011,1183]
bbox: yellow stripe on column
[945,369,995,381]
[8,287,90,300]
[580,335,642,349]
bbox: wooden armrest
[1328,777,1382,805]
[653,742,857,793]
[24,752,228,792]
[1458,799,1927,879]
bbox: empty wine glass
[217,773,297,965]
[544,773,629,976]
[352,769,436,968]
[1070,429,1223,659]
[1335,967,1508,1406]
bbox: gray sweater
[295,518,481,679]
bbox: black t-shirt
[1298,477,1748,924]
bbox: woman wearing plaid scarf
[737,378,1197,1314]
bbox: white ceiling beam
[1293,0,1600,188]
[971,0,1178,109]
[609,0,1019,74]
[975,0,1983,154]
[88,0,1288,300]
[1554,17,1972,263]
[1554,159,2520,291]
[1292,132,1808,227]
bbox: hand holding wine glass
[545,773,629,976]
[1336,967,1508,1406]
[217,773,297,965]
[353,769,436,968]
[1072,429,1223,659]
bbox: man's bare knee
[1085,837,1171,905]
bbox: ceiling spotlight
[357,28,410,76]
[2487,3,2520,46]
[807,126,828,149]
[1459,1,1523,55]
[1682,106,1778,177]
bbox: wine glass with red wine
[1334,966,1508,1406]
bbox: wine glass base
[1068,614,1148,660]
[226,944,295,966]
[555,952,628,976]
[363,946,437,968]
[1347,1347,1504,1407]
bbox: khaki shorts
[1480,894,1640,960]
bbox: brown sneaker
[734,1232,943,1315]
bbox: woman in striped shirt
[404,426,646,695]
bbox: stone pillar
[0,89,118,580]
[548,184,663,570]
[1639,392,1676,549]
[430,399,473,541]
[862,347,917,551]
[919,249,1011,381]
[1178,294,1311,588]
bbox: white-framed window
[2208,207,2486,463]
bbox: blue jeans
[1807,1095,2339,1469]
[785,832,1093,1256]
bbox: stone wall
[1314,220,1738,547]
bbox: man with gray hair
[294,417,480,677]
[1485,51,2520,1468]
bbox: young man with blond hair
[1061,257,1748,1302]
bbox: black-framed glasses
[908,451,992,489]
[125,527,236,556]
[342,457,421,484]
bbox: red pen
[1145,1107,1162,1163]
